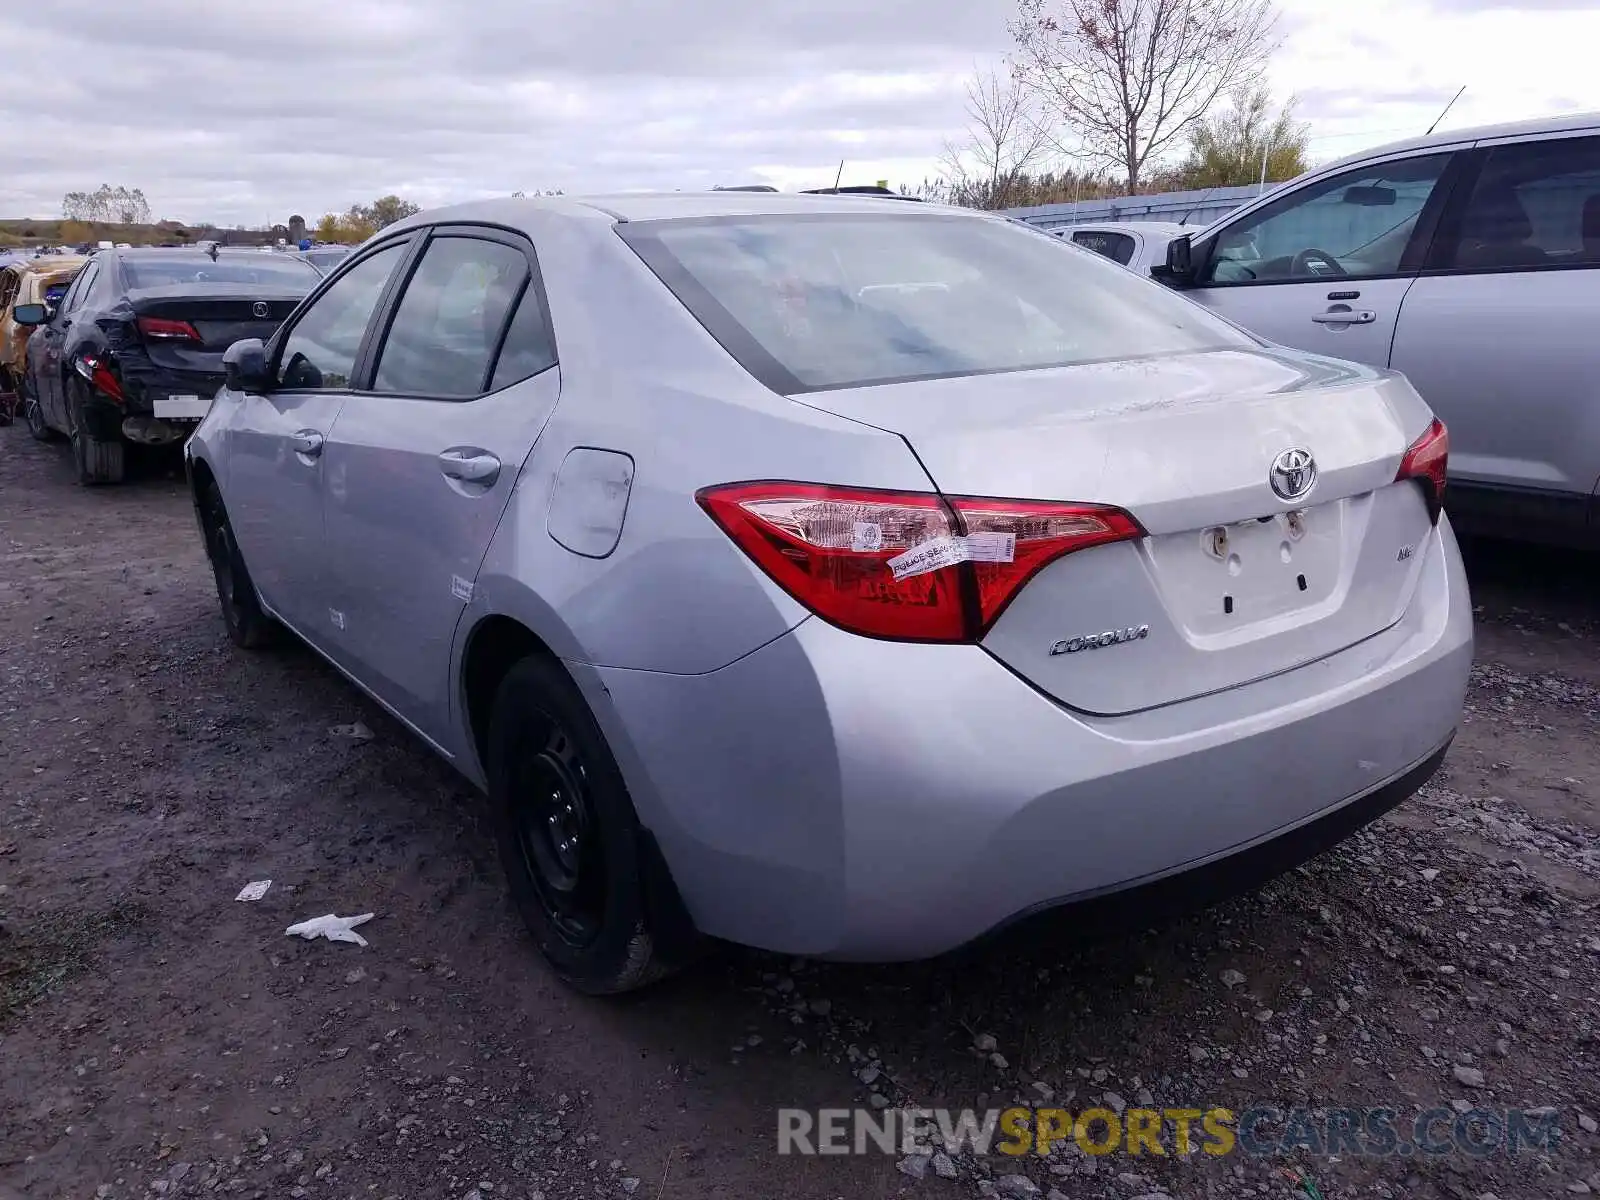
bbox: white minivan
[1156,113,1600,548]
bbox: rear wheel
[68,381,123,485]
[199,482,277,649]
[488,656,674,994]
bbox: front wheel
[199,482,277,649]
[488,656,676,994]
[22,372,57,442]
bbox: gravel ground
[1,425,1597,1200]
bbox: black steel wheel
[488,655,683,993]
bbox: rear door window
[1071,230,1137,265]
[64,262,99,312]
[370,235,529,398]
[1433,135,1600,271]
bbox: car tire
[488,655,675,995]
[199,482,277,650]
[67,382,124,484]
[22,373,57,442]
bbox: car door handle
[291,429,325,458]
[438,449,500,485]
[1311,309,1376,326]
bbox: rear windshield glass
[122,255,321,290]
[620,213,1252,393]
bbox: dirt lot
[2,425,1598,1200]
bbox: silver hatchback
[186,194,1473,993]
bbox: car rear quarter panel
[452,209,938,764]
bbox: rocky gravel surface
[1,428,1597,1200]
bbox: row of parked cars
[0,112,1579,994]
[0,242,351,478]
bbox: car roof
[1063,221,1186,234]
[1321,110,1600,171]
[388,190,976,230]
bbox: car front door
[1180,150,1464,369]
[221,240,411,641]
[318,226,561,741]
[1388,130,1600,539]
[38,261,97,429]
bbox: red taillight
[1396,418,1448,523]
[137,315,202,343]
[696,481,1143,642]
[72,353,124,403]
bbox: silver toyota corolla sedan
[184,192,1473,993]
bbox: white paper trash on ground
[285,913,374,946]
[235,880,272,902]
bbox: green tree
[356,195,421,229]
[1171,84,1308,189]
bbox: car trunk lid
[794,346,1439,715]
[129,285,303,371]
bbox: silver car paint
[1174,113,1600,512]
[188,192,1473,960]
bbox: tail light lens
[696,481,1143,642]
[72,353,124,404]
[1396,418,1448,523]
[137,315,202,343]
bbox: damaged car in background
[18,247,320,483]
[0,254,84,424]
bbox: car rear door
[317,225,561,741]
[1388,129,1600,540]
[221,240,412,640]
[1180,149,1467,369]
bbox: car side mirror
[1161,234,1194,282]
[223,337,270,392]
[12,302,48,326]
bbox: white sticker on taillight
[850,521,883,552]
[887,532,1016,580]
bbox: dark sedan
[18,248,320,483]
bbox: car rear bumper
[580,516,1474,961]
[79,366,221,441]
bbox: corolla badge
[1049,624,1150,656]
[1269,447,1317,502]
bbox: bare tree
[62,184,151,225]
[936,66,1054,210]
[1011,0,1280,195]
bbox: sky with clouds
[2,0,1598,225]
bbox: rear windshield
[619,213,1253,393]
[305,248,351,269]
[122,255,321,290]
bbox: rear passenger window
[1438,136,1600,271]
[372,236,528,397]
[1072,230,1136,266]
[488,283,556,391]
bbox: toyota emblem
[252,301,271,318]
[1269,447,1317,502]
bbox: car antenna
[832,159,845,191]
[1178,184,1222,227]
[1425,86,1466,137]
